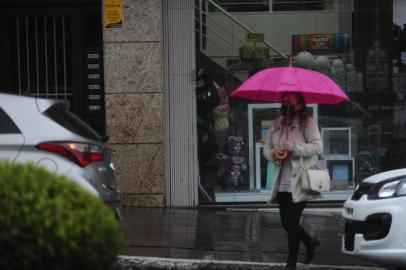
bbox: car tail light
[36,142,104,167]
[104,200,114,208]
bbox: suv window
[0,107,21,134]
[44,104,101,141]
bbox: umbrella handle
[274,113,289,161]
[276,102,290,161]
[277,125,288,160]
[285,106,290,143]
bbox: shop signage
[88,84,101,90]
[85,48,104,115]
[88,74,100,79]
[88,94,101,100]
[88,105,101,111]
[247,33,265,43]
[88,63,100,69]
[87,53,100,59]
[104,0,123,28]
[292,33,349,55]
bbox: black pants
[277,192,313,262]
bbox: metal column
[164,0,199,207]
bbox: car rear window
[0,107,21,134]
[44,104,101,141]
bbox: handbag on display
[300,156,331,192]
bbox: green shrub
[0,162,123,270]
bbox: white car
[342,169,406,268]
[0,93,122,218]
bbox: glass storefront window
[196,0,406,204]
[208,0,270,12]
[272,0,333,12]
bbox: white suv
[342,169,406,268]
[0,93,122,218]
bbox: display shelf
[325,156,356,190]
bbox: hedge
[0,162,123,270]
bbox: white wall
[338,0,353,34]
[394,0,406,28]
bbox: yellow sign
[104,0,123,28]
[247,33,265,43]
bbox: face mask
[281,104,296,118]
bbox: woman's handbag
[300,156,331,192]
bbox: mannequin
[212,82,230,152]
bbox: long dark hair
[281,92,309,124]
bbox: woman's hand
[271,140,294,161]
[272,148,288,160]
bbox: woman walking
[263,92,323,270]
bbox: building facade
[103,0,166,207]
[2,0,406,207]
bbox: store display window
[195,0,406,203]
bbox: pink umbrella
[231,67,349,104]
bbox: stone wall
[103,0,164,207]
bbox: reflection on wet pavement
[120,207,378,267]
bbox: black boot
[304,238,320,264]
[285,258,297,270]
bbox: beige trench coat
[263,115,323,203]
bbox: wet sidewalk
[120,207,380,268]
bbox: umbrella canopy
[231,67,349,104]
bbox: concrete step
[114,256,386,270]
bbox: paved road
[120,207,380,268]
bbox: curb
[197,203,345,210]
[225,208,344,215]
[114,256,386,270]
